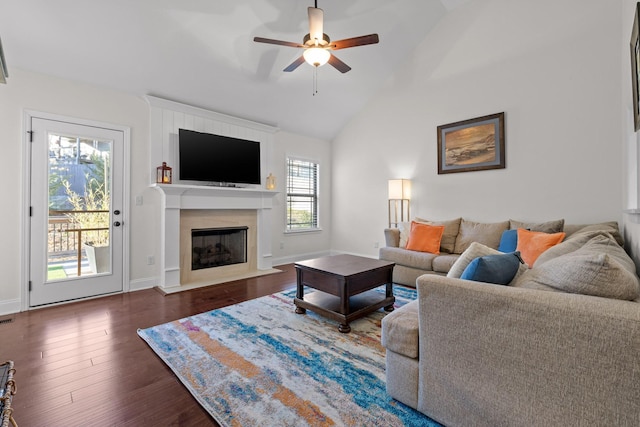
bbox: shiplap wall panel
[146,96,277,186]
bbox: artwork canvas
[631,2,640,131]
[437,112,505,174]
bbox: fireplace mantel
[152,183,277,209]
[152,183,278,292]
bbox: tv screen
[178,129,261,185]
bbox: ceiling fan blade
[253,37,304,48]
[330,34,379,50]
[328,54,351,73]
[283,56,306,72]
[308,7,324,43]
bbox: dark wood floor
[0,264,297,426]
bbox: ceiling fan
[253,1,379,73]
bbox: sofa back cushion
[509,218,564,233]
[534,230,620,267]
[563,221,623,246]
[514,235,640,301]
[453,220,509,254]
[415,217,462,254]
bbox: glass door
[29,117,124,306]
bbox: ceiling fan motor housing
[303,33,330,47]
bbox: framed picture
[437,112,505,174]
[631,2,640,131]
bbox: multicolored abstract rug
[137,286,441,426]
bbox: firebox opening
[191,226,248,271]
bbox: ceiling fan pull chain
[313,66,318,96]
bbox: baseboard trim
[129,277,158,292]
[272,250,332,266]
[0,298,22,316]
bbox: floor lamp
[388,179,411,228]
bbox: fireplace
[191,227,248,270]
[178,208,262,288]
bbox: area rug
[138,286,441,427]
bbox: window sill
[284,228,323,235]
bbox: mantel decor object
[437,112,505,174]
[266,173,276,190]
[156,162,172,184]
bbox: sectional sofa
[380,219,640,426]
[379,217,624,286]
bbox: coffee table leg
[338,323,351,333]
[295,267,306,314]
[384,280,394,312]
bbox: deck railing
[48,211,109,276]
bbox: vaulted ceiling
[1,0,469,140]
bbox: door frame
[21,110,130,311]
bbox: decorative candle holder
[156,162,172,184]
[266,173,276,190]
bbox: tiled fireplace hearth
[152,184,278,293]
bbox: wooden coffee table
[294,254,395,333]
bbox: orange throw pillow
[516,228,566,266]
[405,221,445,254]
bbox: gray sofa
[379,217,624,287]
[381,225,640,426]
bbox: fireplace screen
[191,226,248,270]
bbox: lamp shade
[388,179,411,200]
[303,47,330,67]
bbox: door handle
[113,221,122,227]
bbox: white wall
[270,131,332,264]
[331,0,624,258]
[622,0,640,269]
[0,69,332,314]
[0,69,157,314]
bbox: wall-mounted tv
[178,128,261,185]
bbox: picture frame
[631,2,640,131]
[437,112,505,174]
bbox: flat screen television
[178,128,261,185]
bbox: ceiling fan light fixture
[303,47,330,67]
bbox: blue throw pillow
[498,229,518,252]
[460,252,523,285]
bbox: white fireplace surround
[147,96,280,292]
[152,184,277,292]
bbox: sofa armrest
[415,275,640,427]
[384,228,400,247]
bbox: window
[286,158,319,231]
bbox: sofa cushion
[415,217,462,254]
[514,235,640,301]
[498,229,518,252]
[432,254,460,274]
[563,221,623,246]
[448,242,502,278]
[448,242,528,281]
[453,220,509,254]
[534,230,620,267]
[516,229,565,266]
[379,247,437,271]
[381,300,419,359]
[405,222,445,254]
[460,252,524,285]
[397,222,412,248]
[509,218,564,233]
